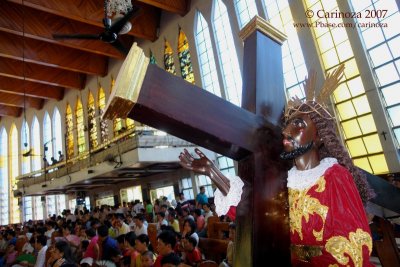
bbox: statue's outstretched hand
[179,148,214,176]
[179,148,231,196]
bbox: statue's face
[280,113,318,160]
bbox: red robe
[289,163,373,266]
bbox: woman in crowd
[47,241,76,267]
[181,219,198,247]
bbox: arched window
[111,79,123,137]
[9,124,19,223]
[0,128,9,225]
[212,0,243,106]
[194,11,221,97]
[164,39,177,75]
[31,116,41,172]
[234,0,258,29]
[195,11,236,180]
[52,107,63,159]
[21,120,31,175]
[66,103,74,159]
[262,0,307,99]
[98,87,109,143]
[75,97,86,154]
[178,28,195,84]
[88,91,98,149]
[43,112,53,162]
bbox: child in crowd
[219,223,235,267]
[141,251,155,267]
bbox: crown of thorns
[284,64,345,122]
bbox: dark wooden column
[234,16,291,266]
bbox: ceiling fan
[52,1,140,55]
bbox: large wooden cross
[104,16,291,266]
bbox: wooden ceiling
[0,0,190,119]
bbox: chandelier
[106,0,133,17]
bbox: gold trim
[291,244,323,262]
[239,15,287,44]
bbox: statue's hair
[292,101,374,203]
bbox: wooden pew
[147,223,158,252]
[208,221,230,239]
[198,238,229,263]
[374,217,400,267]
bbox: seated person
[219,223,235,267]
[181,237,201,267]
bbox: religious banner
[164,39,176,75]
[177,28,195,84]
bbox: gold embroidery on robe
[325,229,373,267]
[289,176,329,241]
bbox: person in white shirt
[34,235,48,267]
[65,210,77,223]
[202,204,213,228]
[44,221,55,247]
[156,212,168,234]
[133,215,148,236]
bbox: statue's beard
[280,141,314,160]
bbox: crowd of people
[0,193,234,267]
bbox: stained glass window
[98,86,109,143]
[88,91,98,149]
[111,79,123,137]
[304,0,389,174]
[212,0,243,106]
[164,39,177,75]
[52,107,63,159]
[350,0,400,148]
[0,128,9,225]
[75,97,86,154]
[9,124,19,223]
[66,103,74,159]
[234,0,258,29]
[178,28,195,84]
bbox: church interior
[0,0,399,266]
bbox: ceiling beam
[0,1,125,59]
[0,58,85,89]
[138,0,190,16]
[0,77,64,101]
[0,92,43,110]
[7,0,159,41]
[0,105,22,117]
[0,32,108,76]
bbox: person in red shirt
[182,236,201,267]
[153,231,179,267]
